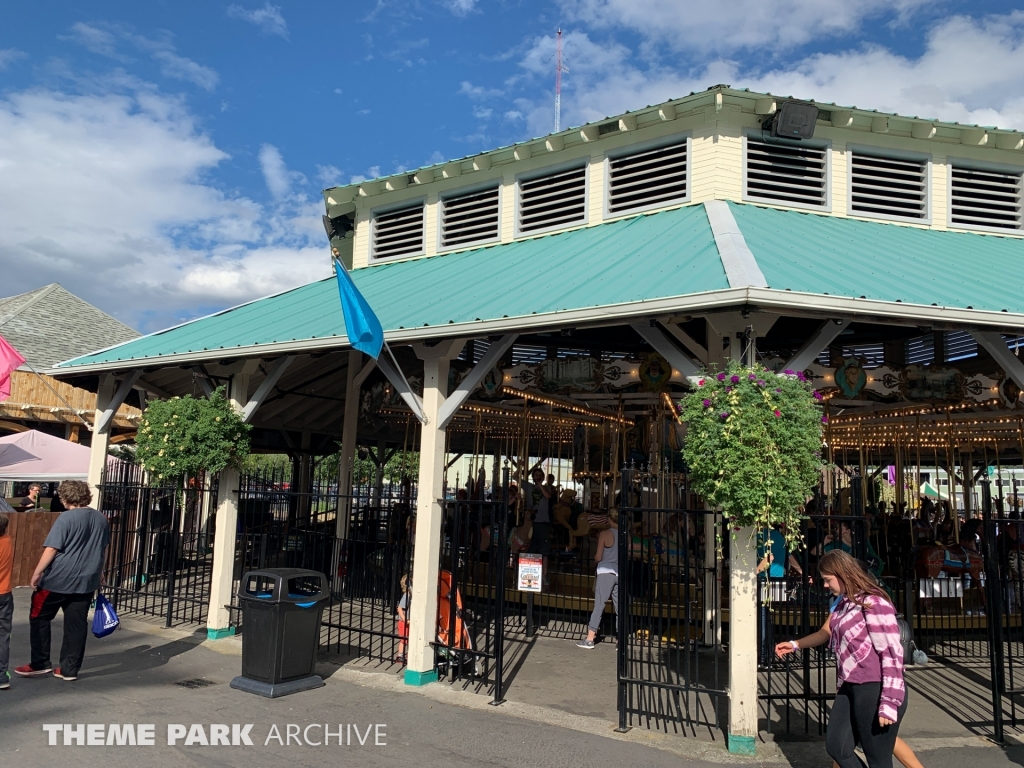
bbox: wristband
[790,640,799,650]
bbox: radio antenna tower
[554,29,569,132]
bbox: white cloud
[562,0,934,53]
[459,81,504,100]
[65,22,124,58]
[472,106,493,120]
[316,164,343,187]
[64,23,219,91]
[442,0,477,17]
[0,49,27,69]
[226,3,290,39]
[512,13,1024,137]
[349,166,381,184]
[0,85,329,332]
[259,144,307,199]
[150,49,219,91]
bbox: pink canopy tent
[0,429,121,481]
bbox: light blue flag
[333,258,384,359]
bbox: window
[850,152,928,220]
[372,203,424,259]
[950,165,1023,231]
[744,137,828,208]
[607,140,688,215]
[517,166,587,234]
[441,187,500,249]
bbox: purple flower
[783,369,794,375]
[702,399,712,407]
[813,391,823,400]
[775,388,782,393]
[774,409,781,417]
[757,380,765,386]
[725,387,732,393]
[797,372,807,382]
[748,373,757,380]
[717,372,726,381]
[720,412,730,419]
[698,379,706,387]
[730,375,740,383]
[822,415,829,424]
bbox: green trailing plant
[136,387,252,482]
[679,362,825,550]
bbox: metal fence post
[981,480,1005,744]
[616,463,632,733]
[491,466,510,706]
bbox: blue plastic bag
[92,593,120,638]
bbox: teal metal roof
[58,205,726,368]
[729,202,1024,314]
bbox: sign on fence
[517,554,542,592]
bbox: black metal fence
[435,479,510,703]
[99,462,217,626]
[230,468,415,664]
[616,467,727,736]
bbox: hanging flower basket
[135,387,252,483]
[679,363,825,549]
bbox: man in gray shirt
[14,480,110,682]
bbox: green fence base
[727,734,756,755]
[403,669,438,687]
[206,627,236,641]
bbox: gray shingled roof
[0,284,139,369]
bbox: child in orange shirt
[396,574,411,665]
[0,514,12,690]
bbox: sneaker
[53,668,77,681]
[13,664,51,677]
[576,639,595,650]
[0,672,9,690]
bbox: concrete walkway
[2,588,1021,768]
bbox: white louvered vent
[951,166,1022,231]
[745,138,827,207]
[608,141,688,214]
[441,187,500,248]
[850,153,927,220]
[518,166,586,233]
[841,343,885,368]
[905,334,935,365]
[944,330,978,362]
[372,204,424,259]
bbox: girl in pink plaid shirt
[776,550,909,768]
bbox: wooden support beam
[377,350,426,423]
[96,371,142,433]
[242,356,295,423]
[786,320,847,372]
[662,323,708,364]
[438,334,518,429]
[629,321,701,377]
[191,366,215,397]
[972,332,1024,394]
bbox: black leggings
[826,682,908,768]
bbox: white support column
[86,373,116,506]
[405,339,465,686]
[728,525,758,754]
[206,360,258,640]
[785,320,847,373]
[972,331,1024,392]
[333,351,366,593]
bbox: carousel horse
[914,543,984,581]
[553,489,589,549]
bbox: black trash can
[229,568,328,698]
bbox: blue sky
[2,1,1024,333]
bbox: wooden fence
[5,511,60,587]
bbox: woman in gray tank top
[577,508,619,649]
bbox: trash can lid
[238,569,329,603]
